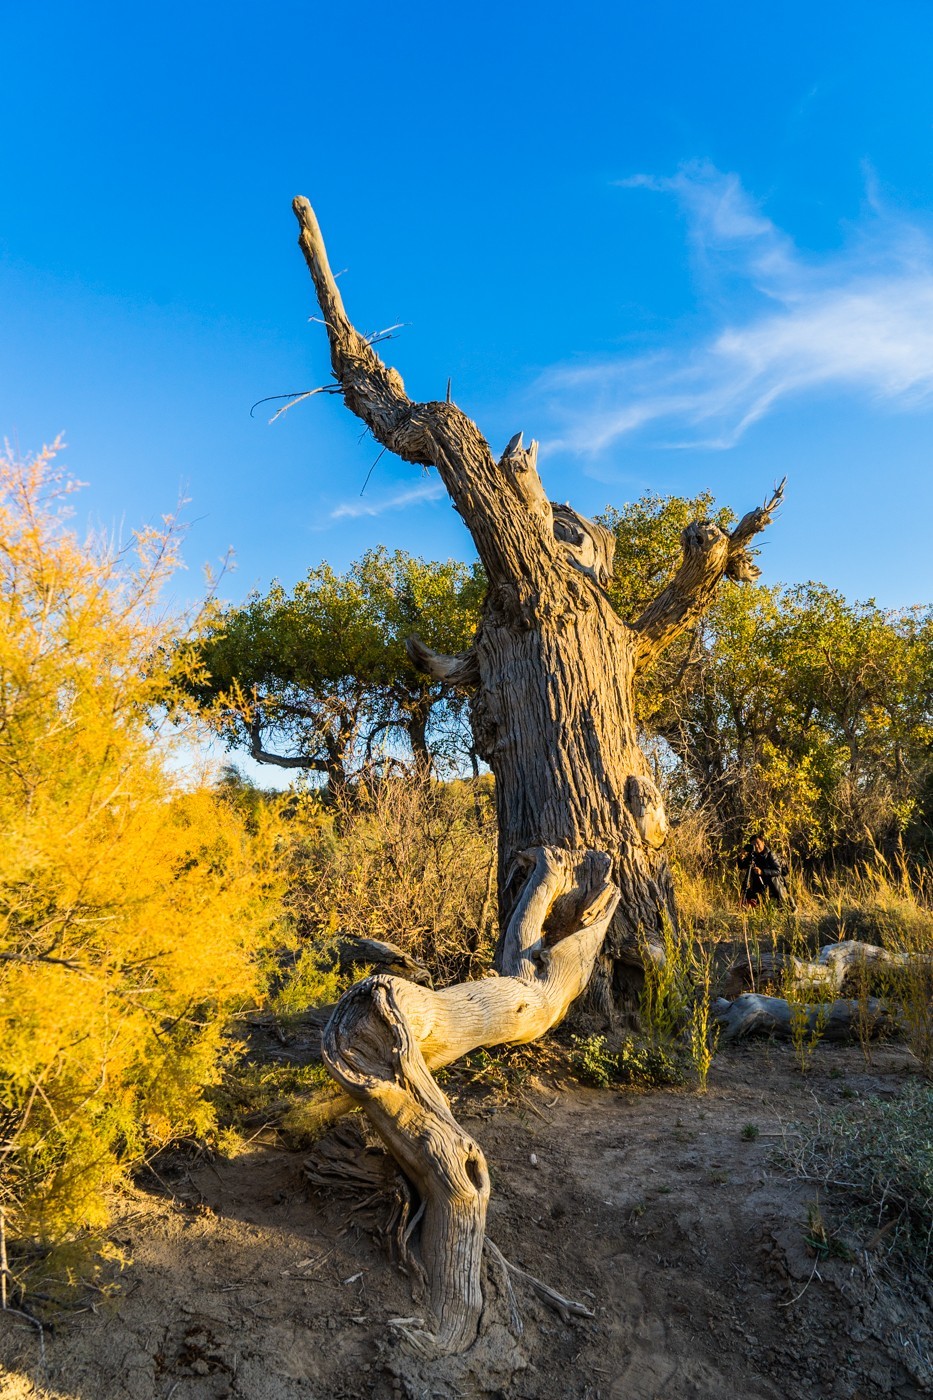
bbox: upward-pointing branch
[630,479,785,670]
[292,197,557,585]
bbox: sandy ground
[1,1042,930,1400]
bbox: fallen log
[714,992,891,1043]
[724,939,918,999]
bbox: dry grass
[282,773,498,986]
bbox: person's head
[752,834,766,853]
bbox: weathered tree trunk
[292,196,783,1010]
[288,196,783,1357]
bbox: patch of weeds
[264,945,344,1024]
[804,1202,854,1262]
[780,1079,933,1267]
[569,1034,688,1090]
[741,1123,760,1141]
[616,1036,688,1089]
[570,1034,615,1088]
[451,1041,552,1103]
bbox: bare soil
[2,1043,930,1400]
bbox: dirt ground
[1,1042,930,1400]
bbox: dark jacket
[738,843,784,900]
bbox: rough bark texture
[322,847,618,1352]
[291,196,783,1008]
[289,195,782,1357]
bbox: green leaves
[180,548,485,782]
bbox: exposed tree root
[319,846,618,1356]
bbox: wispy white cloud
[539,162,933,453]
[329,478,445,520]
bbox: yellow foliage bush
[0,445,284,1299]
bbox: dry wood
[724,939,919,998]
[291,196,782,998]
[714,991,891,1043]
[321,846,618,1353]
[288,195,784,1358]
[716,939,931,1043]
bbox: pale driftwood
[725,940,917,999]
[321,847,618,1354]
[291,195,781,996]
[714,992,891,1043]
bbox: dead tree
[293,196,783,1006]
[290,196,783,1355]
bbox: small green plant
[570,1034,614,1088]
[803,1201,853,1261]
[897,931,933,1077]
[782,924,832,1073]
[615,1036,687,1088]
[569,1034,687,1090]
[853,955,882,1068]
[741,1123,760,1141]
[686,938,719,1092]
[787,997,830,1073]
[640,915,692,1045]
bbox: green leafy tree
[598,494,933,859]
[183,547,484,788]
[657,579,933,857]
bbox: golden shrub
[0,445,284,1297]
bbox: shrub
[780,1079,933,1264]
[283,772,497,985]
[615,1036,688,1088]
[570,1034,687,1090]
[570,1034,615,1088]
[0,446,285,1302]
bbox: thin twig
[778,1257,822,1308]
[248,384,340,421]
[359,446,387,497]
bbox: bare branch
[292,198,558,583]
[631,480,785,669]
[248,716,328,771]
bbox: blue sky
[3,0,933,612]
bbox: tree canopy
[183,547,484,786]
